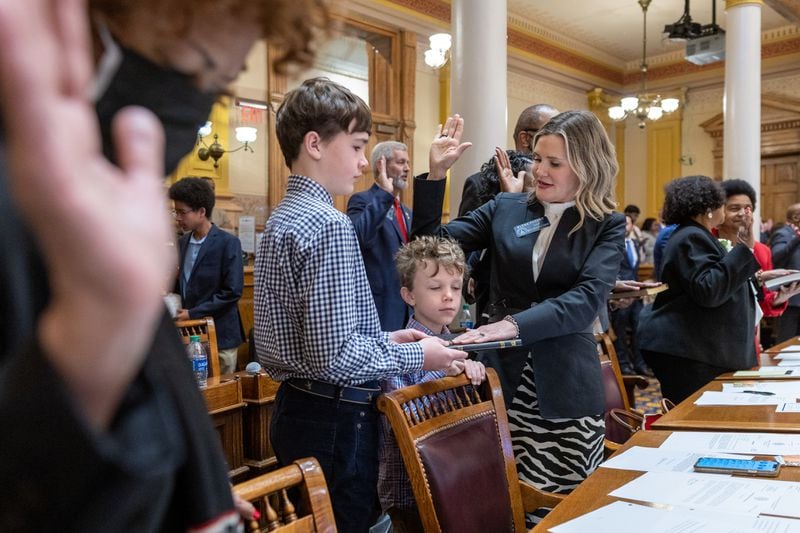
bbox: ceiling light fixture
[608,0,680,129]
[424,33,451,69]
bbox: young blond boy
[378,236,486,532]
[253,78,467,533]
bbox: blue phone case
[694,457,780,476]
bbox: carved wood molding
[700,93,800,178]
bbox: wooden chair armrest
[518,479,566,513]
[603,438,622,459]
[621,374,648,407]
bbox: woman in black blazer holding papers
[413,111,624,526]
[638,176,789,404]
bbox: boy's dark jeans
[271,382,380,533]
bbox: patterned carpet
[634,377,664,415]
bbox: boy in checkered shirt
[254,77,467,532]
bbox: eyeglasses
[171,208,195,218]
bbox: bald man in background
[458,103,558,216]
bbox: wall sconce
[424,33,451,69]
[196,121,258,168]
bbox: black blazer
[412,177,625,418]
[638,221,760,369]
[347,184,412,331]
[176,224,244,350]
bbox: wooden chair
[596,333,646,456]
[376,368,564,533]
[233,457,336,533]
[596,332,648,410]
[175,317,221,377]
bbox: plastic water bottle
[187,335,208,387]
[459,303,474,331]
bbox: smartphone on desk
[693,457,781,477]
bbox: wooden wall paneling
[762,155,800,224]
[236,266,254,371]
[203,376,249,479]
[702,95,800,224]
[646,116,682,216]
[398,30,417,209]
[266,44,290,212]
[264,19,415,215]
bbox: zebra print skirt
[507,358,605,526]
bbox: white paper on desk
[777,403,800,413]
[734,368,795,378]
[600,446,752,473]
[775,352,800,360]
[609,471,800,519]
[549,501,800,533]
[721,382,800,396]
[694,391,796,405]
[778,360,800,367]
[660,431,800,456]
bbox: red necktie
[394,198,408,243]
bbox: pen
[741,390,776,396]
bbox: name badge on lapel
[513,216,550,238]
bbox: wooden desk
[533,430,800,532]
[202,375,249,479]
[715,353,800,380]
[651,380,800,433]
[764,336,800,354]
[235,370,280,474]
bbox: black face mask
[94,45,217,174]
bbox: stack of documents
[552,432,800,532]
[694,381,800,407]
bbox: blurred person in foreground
[0,0,329,530]
[638,176,794,404]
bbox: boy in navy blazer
[347,141,413,330]
[169,177,244,373]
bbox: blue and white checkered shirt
[254,175,424,386]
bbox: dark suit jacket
[638,221,760,369]
[618,237,641,280]
[457,172,489,217]
[176,224,244,350]
[770,224,800,307]
[347,184,412,331]
[412,176,625,418]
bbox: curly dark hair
[661,175,724,225]
[169,177,215,218]
[720,178,756,207]
[475,150,533,205]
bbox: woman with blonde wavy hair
[412,110,625,527]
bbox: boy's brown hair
[275,77,372,166]
[396,236,467,290]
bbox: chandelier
[608,0,680,128]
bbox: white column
[449,0,507,213]
[723,0,762,213]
